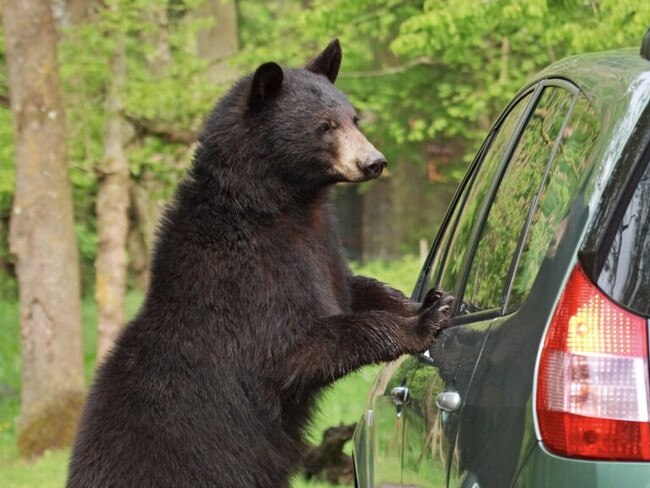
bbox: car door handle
[390,386,411,406]
[436,391,462,412]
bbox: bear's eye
[352,115,360,127]
[318,122,336,135]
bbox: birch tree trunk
[95,33,130,362]
[3,0,85,458]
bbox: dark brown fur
[67,40,452,488]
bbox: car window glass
[508,96,598,311]
[462,87,575,312]
[436,93,532,298]
[596,156,650,317]
[427,170,477,288]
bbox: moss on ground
[17,389,85,459]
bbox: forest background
[1,1,649,487]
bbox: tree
[63,0,94,25]
[232,0,650,257]
[56,0,129,361]
[95,31,130,362]
[2,0,85,458]
[194,0,240,83]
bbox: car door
[400,81,581,488]
[353,88,535,488]
[451,90,599,488]
[354,354,423,488]
[398,85,539,488]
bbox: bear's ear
[305,38,342,84]
[249,62,284,109]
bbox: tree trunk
[127,218,149,292]
[95,34,130,362]
[3,0,85,458]
[64,0,93,25]
[142,2,171,76]
[129,170,166,292]
[194,0,239,83]
[361,178,394,260]
[125,2,174,292]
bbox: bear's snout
[356,152,387,179]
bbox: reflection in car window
[597,157,650,317]
[508,96,598,311]
[435,93,532,298]
[463,87,575,312]
[427,172,475,288]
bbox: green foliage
[57,0,215,281]
[2,0,648,293]
[390,0,650,147]
[0,110,14,213]
[0,450,68,488]
[351,255,423,294]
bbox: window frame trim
[449,308,501,327]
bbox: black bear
[67,39,452,488]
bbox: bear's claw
[415,288,455,344]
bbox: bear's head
[194,40,387,208]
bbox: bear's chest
[301,242,346,316]
[264,209,349,317]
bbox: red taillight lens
[537,264,650,460]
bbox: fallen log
[302,423,357,485]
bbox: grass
[0,256,422,487]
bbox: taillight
[537,264,650,460]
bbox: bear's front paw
[419,287,448,312]
[413,289,454,348]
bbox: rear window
[596,158,650,317]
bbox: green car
[352,30,650,488]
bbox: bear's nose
[358,153,387,178]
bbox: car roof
[533,48,650,269]
[537,48,650,118]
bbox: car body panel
[401,319,492,488]
[353,355,423,487]
[514,444,650,488]
[446,156,594,487]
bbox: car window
[461,86,576,312]
[434,93,533,299]
[507,96,598,311]
[427,169,477,289]
[596,152,650,317]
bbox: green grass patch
[0,257,422,487]
[351,255,423,297]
